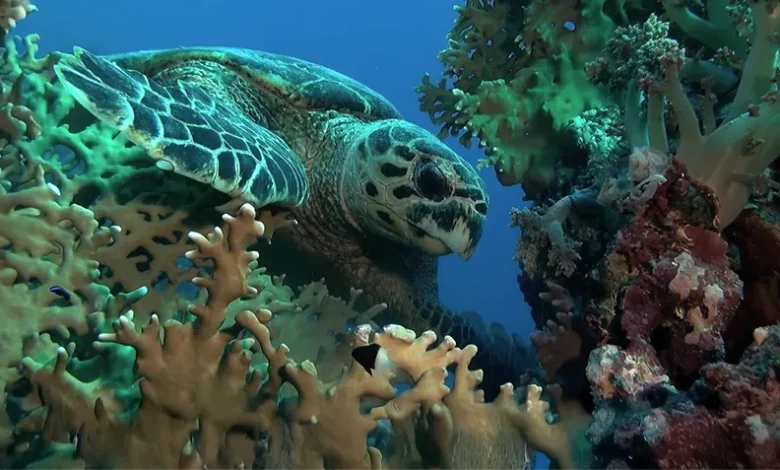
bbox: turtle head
[341,120,488,260]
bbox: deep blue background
[18,0,534,338]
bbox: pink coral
[608,163,744,384]
[677,224,729,265]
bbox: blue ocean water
[19,0,534,338]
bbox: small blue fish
[563,20,576,32]
[49,286,71,301]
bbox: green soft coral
[419,0,623,193]
[466,46,608,189]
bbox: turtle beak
[446,215,481,261]
[409,202,485,260]
[449,204,484,260]
[458,241,477,261]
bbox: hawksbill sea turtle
[53,46,531,397]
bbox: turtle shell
[107,47,402,121]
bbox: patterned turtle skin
[53,47,532,398]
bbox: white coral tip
[46,182,61,196]
[239,203,256,216]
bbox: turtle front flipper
[54,47,309,209]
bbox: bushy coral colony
[0,0,778,468]
[419,0,780,467]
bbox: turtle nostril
[415,163,449,201]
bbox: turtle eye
[414,162,450,201]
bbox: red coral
[620,279,665,340]
[653,327,780,468]
[653,409,745,468]
[589,326,780,469]
[607,162,743,385]
[723,207,780,357]
[729,209,780,279]
[679,224,729,265]
[614,162,719,271]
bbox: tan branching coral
[21,204,281,468]
[88,197,209,321]
[20,206,573,470]
[0,165,142,452]
[267,323,458,469]
[276,357,450,468]
[402,345,588,469]
[0,0,35,32]
[267,282,387,382]
[372,324,460,382]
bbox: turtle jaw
[405,202,485,260]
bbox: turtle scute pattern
[53,47,309,209]
[109,47,403,121]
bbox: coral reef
[422,0,780,468]
[3,0,780,468]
